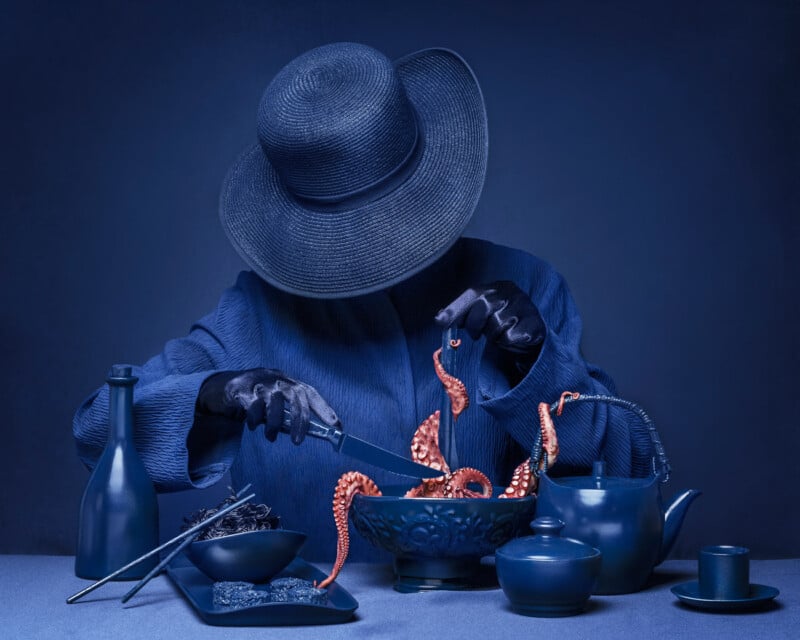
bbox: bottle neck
[108,382,134,443]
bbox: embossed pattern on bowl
[350,486,535,559]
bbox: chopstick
[66,492,255,604]
[120,533,196,604]
[120,484,252,604]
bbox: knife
[281,411,443,479]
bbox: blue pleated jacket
[73,238,651,561]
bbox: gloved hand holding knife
[197,368,340,445]
[196,368,442,478]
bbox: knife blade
[281,411,443,479]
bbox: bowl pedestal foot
[392,555,496,593]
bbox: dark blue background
[2,1,797,558]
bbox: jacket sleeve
[477,260,652,478]
[72,272,261,491]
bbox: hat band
[292,110,424,213]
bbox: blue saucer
[671,581,779,612]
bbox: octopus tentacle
[446,468,493,498]
[499,400,562,498]
[409,411,449,473]
[537,401,560,468]
[404,477,445,498]
[499,457,533,499]
[557,391,580,416]
[433,347,469,420]
[405,468,492,499]
[316,471,381,589]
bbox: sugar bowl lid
[496,516,601,561]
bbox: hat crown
[257,43,418,202]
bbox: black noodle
[183,488,281,541]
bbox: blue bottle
[75,365,159,579]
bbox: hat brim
[219,48,488,299]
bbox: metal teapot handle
[530,392,671,483]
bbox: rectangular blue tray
[166,555,358,626]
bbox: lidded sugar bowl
[495,516,602,617]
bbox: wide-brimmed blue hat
[220,42,488,298]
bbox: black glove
[435,281,546,369]
[196,369,340,445]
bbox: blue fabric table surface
[1,555,796,640]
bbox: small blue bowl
[186,529,307,584]
[350,485,535,592]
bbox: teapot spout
[658,489,702,564]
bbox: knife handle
[281,409,344,450]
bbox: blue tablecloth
[1,555,796,639]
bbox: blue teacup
[698,545,750,600]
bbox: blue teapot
[533,393,701,595]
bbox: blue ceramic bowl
[186,529,307,583]
[350,485,535,592]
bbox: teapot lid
[546,460,658,491]
[496,516,601,562]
